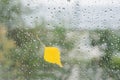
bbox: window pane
[0,0,120,80]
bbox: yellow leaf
[44,47,63,67]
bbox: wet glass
[0,0,120,80]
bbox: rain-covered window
[0,0,120,80]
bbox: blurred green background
[0,0,120,80]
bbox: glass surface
[0,0,120,80]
